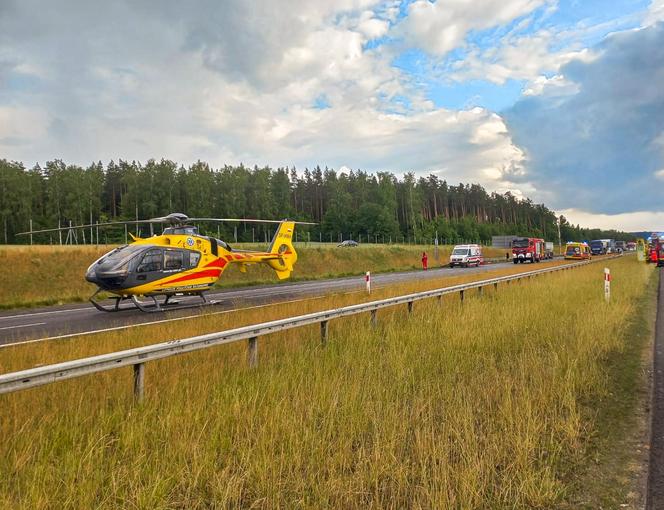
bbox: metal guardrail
[0,255,620,400]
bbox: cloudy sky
[1,0,663,230]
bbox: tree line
[0,158,633,245]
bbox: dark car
[337,240,359,247]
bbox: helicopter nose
[85,267,99,284]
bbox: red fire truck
[648,234,662,263]
[656,237,664,267]
[512,237,546,264]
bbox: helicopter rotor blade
[16,215,317,236]
[188,218,317,225]
[16,218,170,236]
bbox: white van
[449,244,483,268]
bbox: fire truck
[647,234,663,263]
[512,237,546,263]
[653,236,664,267]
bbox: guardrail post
[133,363,145,403]
[320,321,329,346]
[478,286,483,296]
[247,336,258,368]
[494,282,498,291]
[460,290,464,303]
[370,310,377,327]
[407,301,413,314]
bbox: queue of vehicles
[449,237,613,267]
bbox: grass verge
[1,259,571,371]
[0,256,653,508]
[0,243,506,309]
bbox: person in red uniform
[421,251,428,270]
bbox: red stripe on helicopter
[164,269,222,284]
[204,258,227,268]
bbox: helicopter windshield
[98,244,146,268]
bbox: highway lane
[0,260,546,345]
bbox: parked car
[337,240,359,247]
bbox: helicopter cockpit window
[137,249,163,273]
[164,250,184,271]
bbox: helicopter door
[135,248,164,281]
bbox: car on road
[337,240,359,247]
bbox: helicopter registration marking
[158,284,209,293]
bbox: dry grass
[0,256,653,508]
[0,259,571,371]
[0,243,506,309]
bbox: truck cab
[589,240,606,255]
[512,237,545,263]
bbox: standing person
[421,251,428,270]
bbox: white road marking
[0,307,92,320]
[0,322,46,331]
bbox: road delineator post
[604,268,611,303]
[366,271,371,294]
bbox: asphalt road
[648,268,664,509]
[0,259,547,346]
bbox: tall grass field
[0,256,654,508]
[0,243,506,309]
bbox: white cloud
[644,0,664,25]
[522,74,578,96]
[559,208,664,232]
[449,29,597,85]
[0,0,529,198]
[399,0,553,56]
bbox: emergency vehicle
[564,242,591,260]
[512,237,546,263]
[449,244,483,267]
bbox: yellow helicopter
[19,213,314,312]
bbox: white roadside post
[604,267,611,302]
[365,271,371,294]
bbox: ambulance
[564,242,591,260]
[449,244,483,268]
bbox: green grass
[0,243,506,309]
[0,256,654,508]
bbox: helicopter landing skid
[89,289,219,313]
